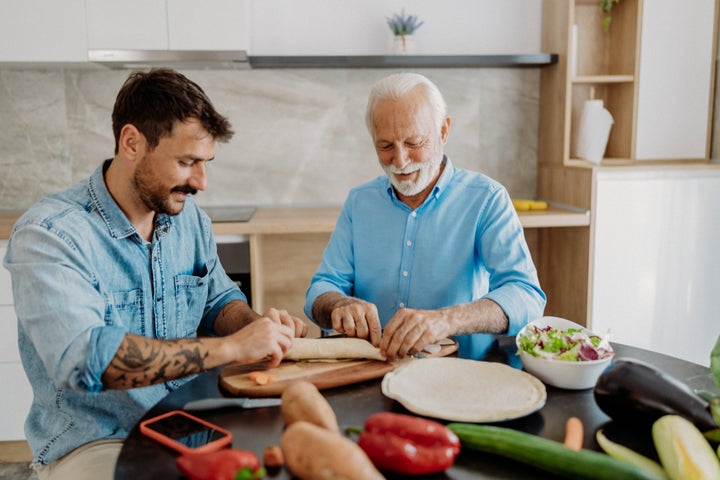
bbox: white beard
[383,154,443,197]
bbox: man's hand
[379,299,509,360]
[224,316,295,368]
[312,292,382,347]
[380,308,451,360]
[261,307,308,338]
[327,296,382,347]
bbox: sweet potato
[281,381,339,433]
[281,421,385,480]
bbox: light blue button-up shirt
[3,160,246,466]
[305,157,546,359]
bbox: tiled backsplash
[0,67,541,211]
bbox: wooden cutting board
[219,339,458,397]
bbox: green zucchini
[447,423,665,480]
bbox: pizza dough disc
[381,357,546,422]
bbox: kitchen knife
[183,397,282,411]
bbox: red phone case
[139,410,232,455]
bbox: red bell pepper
[356,412,461,475]
[175,448,264,480]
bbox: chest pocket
[104,289,146,335]
[173,268,209,338]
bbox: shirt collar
[88,159,174,240]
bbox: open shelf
[248,54,559,69]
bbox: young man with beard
[304,72,545,361]
[4,68,306,480]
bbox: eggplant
[594,358,717,432]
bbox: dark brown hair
[111,68,234,153]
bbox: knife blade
[183,397,282,411]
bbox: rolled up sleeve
[478,188,546,335]
[6,222,123,392]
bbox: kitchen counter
[0,205,589,240]
[210,204,590,235]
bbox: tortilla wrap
[284,337,387,361]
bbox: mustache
[172,185,198,195]
[385,163,423,175]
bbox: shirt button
[399,302,405,308]
[406,240,412,247]
[411,212,417,218]
[402,271,408,277]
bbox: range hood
[88,50,250,70]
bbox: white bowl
[515,316,613,390]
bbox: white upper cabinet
[85,0,168,50]
[168,0,249,51]
[635,0,717,161]
[248,0,541,56]
[0,0,88,62]
[85,0,249,51]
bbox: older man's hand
[380,308,451,360]
[330,297,382,347]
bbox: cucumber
[447,423,665,480]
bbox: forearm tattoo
[103,335,210,389]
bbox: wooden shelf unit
[536,0,643,324]
[540,0,642,168]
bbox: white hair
[365,73,448,138]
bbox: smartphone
[139,410,232,455]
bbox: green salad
[517,325,614,362]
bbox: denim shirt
[305,157,546,359]
[3,161,246,466]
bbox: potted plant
[386,9,424,54]
[599,0,621,31]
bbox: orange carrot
[563,416,584,451]
[249,371,276,386]
[263,444,284,468]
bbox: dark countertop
[115,338,715,479]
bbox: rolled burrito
[285,337,387,362]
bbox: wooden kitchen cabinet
[540,0,718,167]
[85,0,249,51]
[0,0,87,62]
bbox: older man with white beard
[304,73,546,361]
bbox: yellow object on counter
[512,199,548,211]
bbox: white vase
[392,35,416,55]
